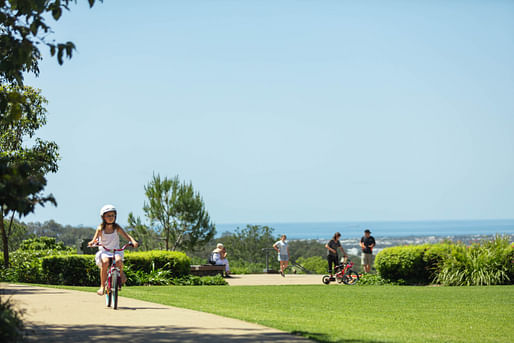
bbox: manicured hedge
[124,250,191,277]
[375,243,453,284]
[42,255,99,286]
[41,250,191,286]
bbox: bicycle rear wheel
[112,272,119,310]
[342,270,359,285]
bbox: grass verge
[44,284,513,343]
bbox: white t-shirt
[274,240,288,255]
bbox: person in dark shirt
[325,232,347,276]
[360,229,376,273]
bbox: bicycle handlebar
[90,241,137,252]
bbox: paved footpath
[1,277,318,343]
[225,273,322,286]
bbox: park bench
[190,264,226,276]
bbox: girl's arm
[88,227,102,246]
[117,226,139,248]
[273,242,279,252]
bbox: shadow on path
[1,286,66,296]
[26,324,308,343]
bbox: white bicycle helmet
[100,204,117,217]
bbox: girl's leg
[115,255,126,284]
[280,261,286,276]
[99,259,109,295]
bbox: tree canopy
[129,174,216,251]
[1,0,101,122]
[0,85,60,267]
[218,225,278,264]
[1,0,100,267]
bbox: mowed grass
[57,284,514,343]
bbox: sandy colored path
[225,273,323,286]
[1,283,311,343]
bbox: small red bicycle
[322,259,360,285]
[92,241,136,309]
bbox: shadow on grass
[292,330,390,343]
[25,324,311,343]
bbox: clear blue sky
[23,0,514,228]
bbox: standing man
[360,229,375,273]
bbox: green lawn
[52,284,514,343]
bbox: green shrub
[0,237,74,283]
[422,243,454,279]
[7,249,73,284]
[375,245,429,284]
[172,274,227,286]
[124,262,173,286]
[357,273,396,286]
[375,243,454,284]
[296,256,327,274]
[123,264,227,286]
[19,237,68,251]
[124,250,190,277]
[41,255,99,286]
[39,250,191,286]
[376,236,513,286]
[0,295,24,343]
[434,236,513,286]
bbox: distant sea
[216,219,514,240]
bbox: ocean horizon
[216,219,514,240]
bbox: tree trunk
[0,213,9,268]
[165,226,169,251]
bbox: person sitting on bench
[210,243,231,276]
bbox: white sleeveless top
[100,229,120,251]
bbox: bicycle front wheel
[342,270,359,285]
[112,272,119,310]
[105,286,111,307]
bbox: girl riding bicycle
[88,204,139,295]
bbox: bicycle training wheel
[112,272,119,310]
[342,270,359,285]
[322,275,331,285]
